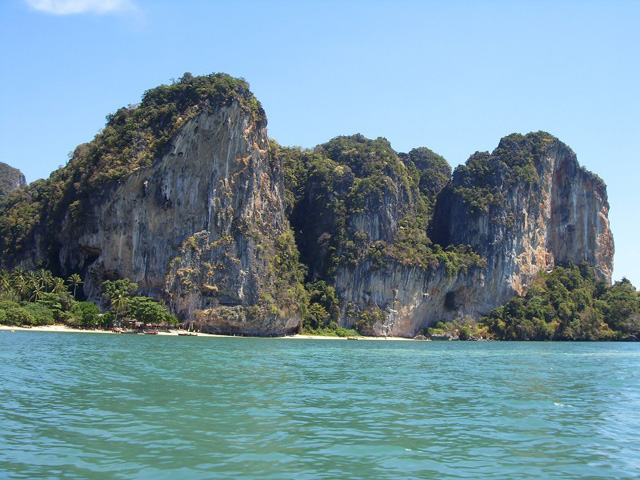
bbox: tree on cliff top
[449,131,559,214]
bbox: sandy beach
[285,334,414,341]
[0,324,115,334]
[0,324,415,341]
[0,324,228,337]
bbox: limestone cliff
[285,132,614,337]
[73,105,301,334]
[0,74,303,335]
[285,135,430,283]
[0,162,26,201]
[436,132,612,282]
[0,74,614,338]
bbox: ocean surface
[1,332,639,479]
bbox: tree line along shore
[0,268,176,331]
[0,263,638,341]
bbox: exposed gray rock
[333,133,613,337]
[42,101,300,335]
[0,83,614,339]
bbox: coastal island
[0,73,638,340]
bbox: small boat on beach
[178,331,198,336]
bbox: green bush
[22,303,55,326]
[482,262,640,340]
[99,311,116,329]
[71,301,101,329]
[5,306,35,326]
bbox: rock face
[288,136,426,283]
[77,102,300,335]
[331,133,613,336]
[434,134,613,287]
[0,91,302,335]
[0,75,614,338]
[0,162,26,201]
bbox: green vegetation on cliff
[0,162,26,202]
[451,131,555,214]
[399,147,451,205]
[483,262,640,340]
[0,73,264,266]
[83,72,264,190]
[257,229,308,322]
[0,71,619,339]
[276,134,484,281]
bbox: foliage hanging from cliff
[0,73,265,264]
[483,262,640,341]
[451,131,557,214]
[276,134,483,281]
[258,229,308,320]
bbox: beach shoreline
[0,324,415,341]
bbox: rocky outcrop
[331,133,613,337]
[1,94,302,335]
[77,102,300,334]
[433,133,613,285]
[334,260,480,336]
[0,162,26,201]
[0,74,614,338]
[289,136,425,282]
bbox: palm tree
[67,273,83,299]
[0,269,11,295]
[10,267,26,282]
[10,267,29,300]
[52,277,66,295]
[24,270,40,301]
[111,293,130,322]
[102,278,138,326]
[36,269,54,292]
[29,280,45,302]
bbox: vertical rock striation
[433,132,613,288]
[0,75,303,335]
[68,104,300,334]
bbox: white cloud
[25,0,137,15]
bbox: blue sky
[1,0,638,285]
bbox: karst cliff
[0,74,303,335]
[0,74,614,336]
[333,133,613,336]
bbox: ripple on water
[1,333,640,478]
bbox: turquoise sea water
[1,332,639,479]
